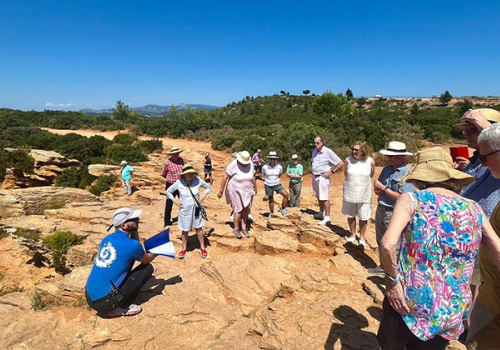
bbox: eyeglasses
[315,142,321,145]
[352,148,361,152]
[479,149,500,163]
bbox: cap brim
[268,156,279,159]
[180,170,198,176]
[380,150,413,156]
[167,150,183,154]
[128,209,142,220]
[236,156,251,164]
[453,122,476,130]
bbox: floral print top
[399,190,483,341]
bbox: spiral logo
[96,242,117,268]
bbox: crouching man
[85,207,157,317]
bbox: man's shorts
[312,175,331,201]
[342,201,371,221]
[265,184,285,196]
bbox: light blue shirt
[377,163,414,208]
[121,165,134,181]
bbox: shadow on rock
[342,242,378,269]
[325,305,379,350]
[136,274,183,305]
[367,276,386,296]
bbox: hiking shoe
[178,250,187,259]
[358,240,367,248]
[280,208,289,217]
[247,214,254,222]
[241,229,250,238]
[318,217,331,226]
[267,212,274,219]
[233,229,242,239]
[108,304,142,317]
[367,266,385,276]
[200,249,208,258]
[346,236,356,243]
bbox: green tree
[280,90,286,95]
[312,91,354,122]
[345,88,354,99]
[411,103,419,116]
[112,100,130,121]
[302,90,310,95]
[439,91,453,105]
[459,99,474,115]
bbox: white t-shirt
[262,163,283,186]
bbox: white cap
[111,207,142,228]
[120,160,128,166]
[291,154,299,159]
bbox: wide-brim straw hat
[167,147,183,155]
[403,147,475,186]
[267,151,279,159]
[236,151,251,165]
[454,108,500,129]
[180,165,198,176]
[380,141,413,156]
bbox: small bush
[0,227,8,240]
[105,144,147,164]
[89,175,117,196]
[112,133,137,145]
[42,230,83,270]
[136,138,163,154]
[14,227,41,241]
[31,292,47,311]
[55,166,96,189]
[5,147,35,174]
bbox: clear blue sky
[1,0,499,110]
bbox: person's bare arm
[139,252,157,264]
[370,158,376,178]
[333,159,344,174]
[374,180,401,201]
[380,192,414,315]
[343,158,349,177]
[481,211,500,271]
[218,172,229,198]
[461,109,492,132]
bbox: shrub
[112,133,137,145]
[31,292,47,311]
[104,144,147,164]
[14,227,41,241]
[42,230,83,270]
[89,175,117,196]
[55,166,96,189]
[136,138,163,154]
[5,147,35,174]
[212,135,242,151]
[0,227,8,240]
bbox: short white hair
[478,123,500,151]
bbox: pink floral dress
[225,160,255,213]
[399,190,483,341]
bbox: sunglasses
[352,148,361,152]
[479,149,500,163]
[315,142,321,145]
[125,218,140,224]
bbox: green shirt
[286,163,303,184]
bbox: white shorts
[312,175,331,201]
[342,201,371,221]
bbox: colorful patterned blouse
[399,190,483,341]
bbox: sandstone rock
[362,278,385,305]
[216,237,254,252]
[254,230,299,254]
[35,265,91,305]
[297,222,342,248]
[0,187,101,217]
[88,164,121,177]
[66,241,98,267]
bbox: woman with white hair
[218,151,257,239]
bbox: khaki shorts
[312,175,331,201]
[467,299,500,349]
[342,201,371,221]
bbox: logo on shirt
[95,242,117,268]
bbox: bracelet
[385,273,400,284]
[383,186,389,192]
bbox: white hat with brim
[268,151,279,159]
[180,165,198,176]
[167,147,183,155]
[291,154,299,160]
[120,160,128,166]
[109,207,142,230]
[379,141,413,156]
[237,151,251,165]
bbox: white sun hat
[379,141,413,156]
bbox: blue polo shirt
[85,230,145,301]
[462,151,500,219]
[377,163,414,208]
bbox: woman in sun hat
[218,151,257,239]
[377,147,500,350]
[161,147,185,226]
[262,151,289,218]
[342,141,375,248]
[167,165,211,259]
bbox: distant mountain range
[82,103,219,115]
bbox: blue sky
[1,0,499,110]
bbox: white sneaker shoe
[346,236,356,243]
[248,214,253,222]
[318,217,331,226]
[267,212,274,219]
[280,208,289,217]
[230,212,234,221]
[358,240,367,248]
[108,303,142,317]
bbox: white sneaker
[108,303,142,317]
[346,236,356,243]
[230,212,234,221]
[280,208,289,217]
[358,240,367,248]
[267,212,274,219]
[318,217,331,226]
[248,214,254,222]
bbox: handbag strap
[185,179,201,208]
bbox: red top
[161,157,184,183]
